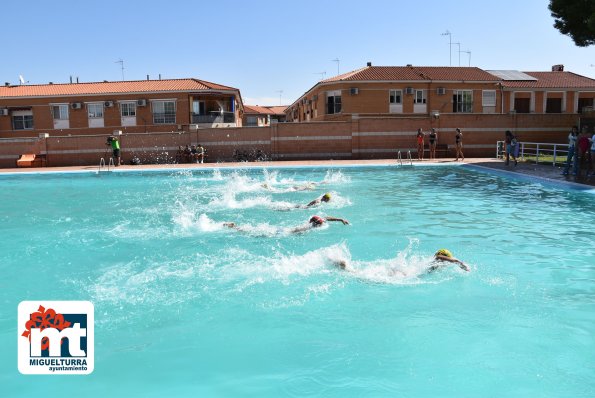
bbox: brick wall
[0,114,579,168]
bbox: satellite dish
[19,75,25,84]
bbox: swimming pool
[1,165,594,397]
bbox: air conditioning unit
[437,87,446,95]
[104,101,114,107]
[350,87,359,95]
[70,102,82,110]
[1,108,8,116]
[137,99,147,107]
[405,87,414,95]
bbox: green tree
[549,0,595,46]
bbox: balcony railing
[192,112,235,124]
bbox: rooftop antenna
[275,90,283,105]
[452,42,461,66]
[331,58,340,75]
[441,30,452,66]
[314,71,327,81]
[115,59,125,81]
[460,50,472,66]
[18,75,28,85]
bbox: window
[87,103,104,118]
[546,98,562,113]
[192,100,206,115]
[514,98,530,113]
[13,114,33,130]
[52,104,69,120]
[153,100,176,124]
[246,116,258,126]
[389,89,402,104]
[326,90,341,114]
[453,90,473,113]
[482,90,496,107]
[414,90,426,104]
[120,102,137,117]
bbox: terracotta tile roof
[321,66,500,83]
[499,72,595,89]
[244,105,275,114]
[244,105,288,115]
[0,78,239,98]
[265,106,288,115]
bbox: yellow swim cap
[322,193,331,201]
[435,249,453,258]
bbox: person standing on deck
[455,128,464,161]
[562,126,578,175]
[429,128,438,160]
[416,129,425,161]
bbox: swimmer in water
[223,215,349,234]
[305,192,332,207]
[428,249,470,272]
[290,215,349,233]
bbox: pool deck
[2,158,594,188]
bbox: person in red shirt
[577,129,591,176]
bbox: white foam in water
[322,170,351,184]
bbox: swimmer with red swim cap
[224,214,349,234]
[290,215,349,233]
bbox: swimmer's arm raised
[435,255,470,271]
[325,217,349,225]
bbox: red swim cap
[309,215,325,226]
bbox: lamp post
[441,30,452,66]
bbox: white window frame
[152,100,176,124]
[120,101,137,117]
[414,90,426,104]
[389,89,402,104]
[51,104,69,120]
[326,90,342,114]
[454,90,473,113]
[12,110,34,130]
[482,90,496,107]
[87,103,104,118]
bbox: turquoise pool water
[1,165,594,397]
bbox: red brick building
[0,78,244,138]
[285,63,595,122]
[243,105,287,126]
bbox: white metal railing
[397,150,403,166]
[407,150,413,165]
[496,141,570,166]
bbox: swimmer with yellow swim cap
[305,192,332,207]
[429,249,470,272]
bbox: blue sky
[2,0,593,106]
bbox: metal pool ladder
[98,157,115,173]
[396,151,413,167]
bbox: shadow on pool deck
[2,157,595,188]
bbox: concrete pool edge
[1,158,595,192]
